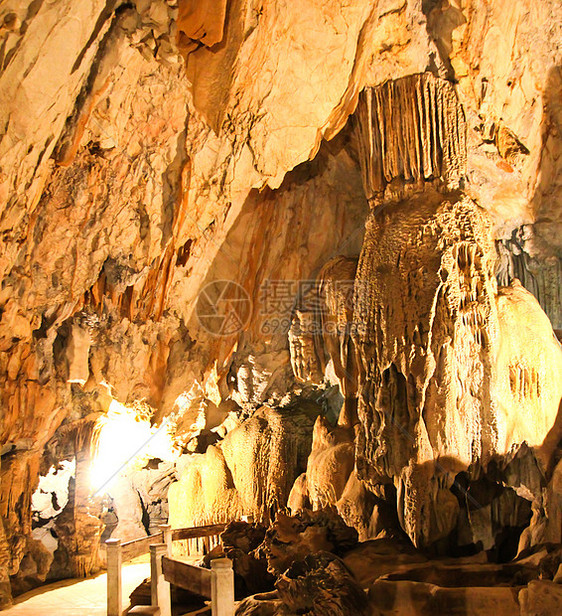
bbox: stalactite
[288,256,359,426]
[496,233,562,330]
[49,419,103,580]
[353,72,467,202]
[316,256,359,428]
[288,310,323,384]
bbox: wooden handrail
[161,556,234,616]
[106,522,236,615]
[162,556,212,597]
[122,530,163,548]
[172,523,227,542]
[122,531,165,562]
[114,524,226,562]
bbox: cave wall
[0,0,561,606]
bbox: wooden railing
[106,523,235,616]
[162,555,212,598]
[171,523,226,542]
[121,530,171,563]
[172,523,226,557]
[161,554,234,615]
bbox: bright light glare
[32,459,76,518]
[90,400,178,495]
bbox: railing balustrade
[106,521,238,616]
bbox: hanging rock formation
[353,72,467,201]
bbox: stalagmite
[349,73,562,550]
[168,405,317,530]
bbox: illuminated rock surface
[0,0,561,610]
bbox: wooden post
[106,539,122,616]
[203,535,211,554]
[150,544,171,616]
[211,558,235,616]
[160,524,172,556]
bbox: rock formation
[274,551,370,616]
[168,404,318,530]
[348,73,562,550]
[284,71,562,555]
[353,73,467,201]
[0,0,561,609]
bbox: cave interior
[1,1,562,614]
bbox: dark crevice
[70,0,120,74]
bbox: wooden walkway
[3,522,239,616]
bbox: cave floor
[4,562,150,615]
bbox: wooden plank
[162,557,212,598]
[121,532,163,562]
[171,524,226,542]
[117,523,226,561]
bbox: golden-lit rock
[0,0,561,607]
[168,405,317,530]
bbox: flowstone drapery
[288,73,562,550]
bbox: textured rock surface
[218,521,275,597]
[235,533,562,616]
[350,200,561,549]
[346,65,562,549]
[287,416,382,539]
[275,551,369,616]
[168,405,318,529]
[346,540,562,616]
[0,0,561,606]
[260,509,358,577]
[353,73,467,201]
